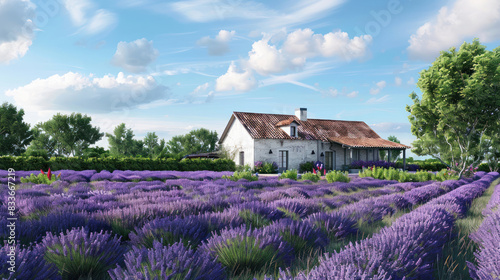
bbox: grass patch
[433,178,500,280]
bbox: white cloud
[247,29,371,76]
[0,0,35,63]
[197,30,235,55]
[346,91,358,98]
[215,62,257,92]
[370,122,411,133]
[62,0,117,35]
[267,0,345,30]
[5,72,169,113]
[169,0,275,22]
[407,77,415,85]
[395,76,402,86]
[247,39,299,76]
[369,80,386,95]
[168,0,345,31]
[283,29,372,61]
[408,0,500,60]
[327,88,339,97]
[111,38,159,73]
[365,94,391,104]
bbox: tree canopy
[166,128,218,158]
[27,113,103,157]
[0,102,33,156]
[406,39,500,176]
[106,123,144,157]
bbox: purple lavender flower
[200,224,293,275]
[42,227,125,279]
[264,219,329,256]
[305,212,358,239]
[129,216,209,249]
[109,240,226,280]
[0,243,60,280]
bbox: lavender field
[1,169,499,280]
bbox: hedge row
[0,156,236,172]
[394,161,448,171]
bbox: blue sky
[1,0,500,158]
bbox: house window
[239,151,244,166]
[290,126,296,137]
[279,150,289,170]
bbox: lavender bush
[42,227,126,280]
[109,240,226,280]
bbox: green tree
[379,136,402,162]
[0,103,33,155]
[106,123,135,157]
[166,128,218,158]
[406,39,500,177]
[106,123,145,157]
[481,131,500,172]
[27,113,103,157]
[82,146,110,158]
[143,132,163,158]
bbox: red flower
[323,169,326,176]
[40,169,44,175]
[47,168,52,180]
[313,168,317,174]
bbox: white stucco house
[219,108,410,172]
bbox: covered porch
[327,137,411,171]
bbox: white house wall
[220,119,254,167]
[254,139,318,170]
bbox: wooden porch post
[403,149,406,171]
[344,148,347,167]
[388,149,391,162]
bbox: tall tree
[166,128,218,158]
[106,123,136,157]
[0,103,33,155]
[143,132,159,158]
[406,39,500,176]
[27,113,103,157]
[106,123,145,157]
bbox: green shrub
[299,161,315,173]
[20,173,59,184]
[359,166,440,182]
[254,161,278,174]
[279,169,298,181]
[235,164,252,172]
[435,169,460,181]
[325,170,350,183]
[0,156,236,172]
[222,171,258,182]
[300,172,321,182]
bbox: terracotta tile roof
[275,118,300,127]
[220,111,410,149]
[328,137,410,149]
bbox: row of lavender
[1,176,402,247]
[0,172,494,279]
[286,172,499,279]
[0,173,430,279]
[0,170,235,184]
[468,182,500,279]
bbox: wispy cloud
[62,0,117,35]
[365,94,391,104]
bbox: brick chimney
[295,108,307,121]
